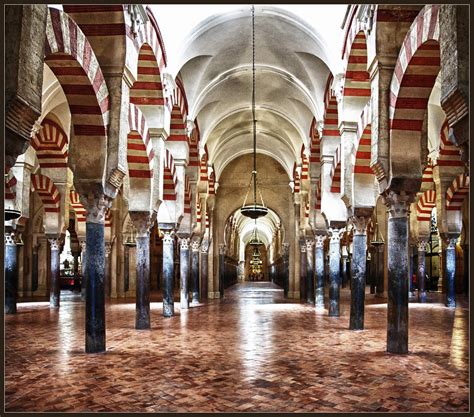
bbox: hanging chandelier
[249,219,264,246]
[370,210,384,246]
[240,5,268,220]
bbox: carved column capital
[48,236,62,251]
[445,236,459,250]
[162,230,175,245]
[79,192,113,224]
[417,239,429,252]
[327,227,344,243]
[191,240,201,252]
[218,243,226,255]
[300,243,306,253]
[315,234,326,248]
[305,239,315,250]
[200,241,209,253]
[350,216,370,235]
[282,242,290,256]
[383,190,415,219]
[5,232,16,246]
[79,240,86,251]
[129,211,154,237]
[180,237,190,250]
[104,242,113,256]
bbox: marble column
[445,236,458,308]
[31,242,40,292]
[80,240,87,300]
[48,236,61,308]
[417,239,428,303]
[409,243,415,296]
[314,234,326,308]
[72,251,80,292]
[162,230,175,317]
[384,191,413,354]
[375,243,385,297]
[218,243,226,298]
[130,212,153,329]
[200,242,209,300]
[341,246,348,288]
[5,231,18,314]
[80,192,111,353]
[191,240,200,303]
[299,242,307,301]
[328,228,343,317]
[123,244,130,293]
[104,241,112,298]
[179,237,190,309]
[306,239,315,304]
[349,216,369,330]
[282,243,290,298]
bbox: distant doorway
[244,243,269,281]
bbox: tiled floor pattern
[5,282,469,412]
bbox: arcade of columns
[4,5,469,355]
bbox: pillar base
[418,291,427,303]
[191,292,199,304]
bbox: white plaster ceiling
[152,4,347,179]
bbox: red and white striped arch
[309,118,321,165]
[205,207,210,229]
[208,169,216,195]
[31,118,69,168]
[421,163,434,186]
[301,146,309,180]
[130,9,167,107]
[315,178,321,211]
[163,149,177,201]
[70,190,86,223]
[196,196,202,224]
[446,173,469,212]
[188,121,200,167]
[105,209,113,229]
[352,102,373,176]
[292,163,300,194]
[437,120,464,168]
[416,189,436,221]
[330,146,341,194]
[184,176,192,215]
[200,147,209,182]
[44,8,110,145]
[343,31,370,99]
[389,6,440,162]
[168,77,189,143]
[127,104,154,180]
[5,167,17,201]
[322,76,340,141]
[304,200,310,219]
[31,174,61,213]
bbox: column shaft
[300,245,307,300]
[201,247,208,299]
[49,241,61,308]
[446,239,457,307]
[350,233,367,330]
[315,240,325,308]
[123,245,130,292]
[163,233,174,317]
[328,235,341,317]
[417,242,427,302]
[85,222,106,353]
[180,239,190,309]
[5,234,17,314]
[135,235,151,329]
[191,246,200,303]
[306,241,314,304]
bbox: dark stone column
[104,241,112,298]
[80,240,87,300]
[341,247,348,288]
[80,192,111,353]
[5,231,18,314]
[130,212,153,329]
[179,237,190,309]
[218,244,226,298]
[299,242,307,301]
[123,244,130,292]
[417,239,428,303]
[200,241,209,300]
[349,216,369,330]
[314,234,326,308]
[191,240,200,303]
[48,236,61,308]
[375,243,385,297]
[409,243,415,296]
[369,249,376,294]
[282,243,290,298]
[72,251,80,292]
[384,191,413,354]
[162,230,175,317]
[445,236,458,308]
[306,239,315,304]
[328,228,343,317]
[32,242,40,292]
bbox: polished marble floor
[5,282,469,412]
